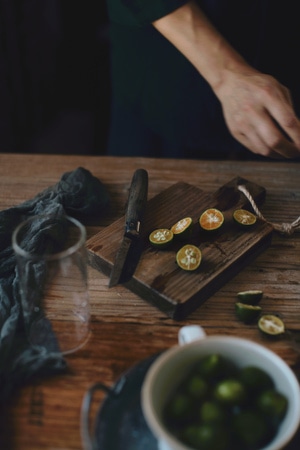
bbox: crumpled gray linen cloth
[0,167,109,401]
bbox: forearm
[152,0,254,94]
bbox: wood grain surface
[87,177,273,319]
[0,153,299,450]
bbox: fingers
[219,72,300,159]
[229,103,300,159]
[253,80,300,157]
[235,129,283,159]
[267,104,300,152]
[255,112,300,158]
[235,123,300,159]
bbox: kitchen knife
[109,168,148,287]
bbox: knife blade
[109,168,148,287]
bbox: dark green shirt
[107,0,188,25]
[106,1,300,154]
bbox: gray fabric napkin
[0,167,109,401]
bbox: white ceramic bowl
[141,326,300,450]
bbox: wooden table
[0,153,299,449]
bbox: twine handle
[237,185,300,235]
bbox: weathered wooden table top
[0,153,299,449]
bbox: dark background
[0,0,111,155]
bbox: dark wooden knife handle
[125,169,148,237]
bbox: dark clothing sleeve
[106,0,300,158]
[107,0,188,26]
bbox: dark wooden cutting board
[87,177,273,320]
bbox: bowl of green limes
[142,326,300,450]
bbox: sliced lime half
[258,315,285,336]
[237,290,263,305]
[235,302,262,323]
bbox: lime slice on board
[233,209,257,226]
[176,244,202,271]
[171,217,193,240]
[199,208,224,231]
[149,228,173,248]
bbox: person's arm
[153,0,300,158]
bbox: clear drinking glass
[12,214,90,355]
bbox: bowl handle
[80,383,113,450]
[178,325,206,345]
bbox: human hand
[152,0,300,159]
[216,69,300,158]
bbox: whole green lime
[232,410,270,448]
[235,302,262,323]
[214,379,247,406]
[195,354,238,380]
[186,374,209,399]
[165,392,193,422]
[200,400,226,424]
[239,366,274,393]
[257,389,288,422]
[182,423,230,450]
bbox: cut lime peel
[235,302,262,323]
[237,290,263,305]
